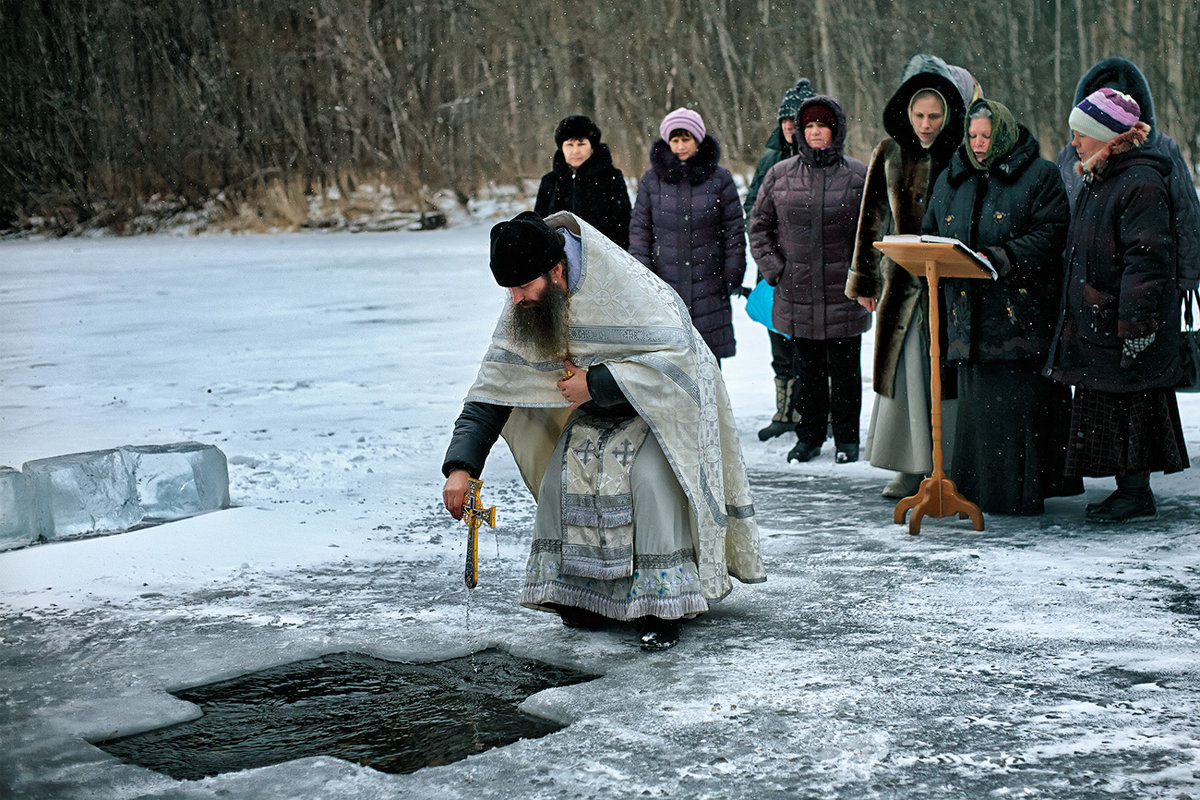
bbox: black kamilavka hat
[489,211,564,288]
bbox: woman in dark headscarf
[923,98,1081,514]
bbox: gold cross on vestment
[462,478,496,590]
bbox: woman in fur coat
[1045,88,1189,523]
[535,115,632,250]
[923,98,1081,514]
[630,108,746,361]
[844,54,971,498]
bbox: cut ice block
[121,442,230,520]
[23,449,141,539]
[1,466,35,546]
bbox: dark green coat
[743,125,798,221]
[923,125,1069,363]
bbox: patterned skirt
[522,424,709,621]
[1064,386,1190,477]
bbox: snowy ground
[1,224,1198,800]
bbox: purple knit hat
[659,107,706,143]
[1068,87,1141,142]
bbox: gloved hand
[1121,331,1156,361]
[735,285,753,298]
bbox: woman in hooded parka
[844,54,972,498]
[749,94,869,465]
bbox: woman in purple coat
[630,108,746,361]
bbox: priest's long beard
[510,279,570,361]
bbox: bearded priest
[442,211,765,650]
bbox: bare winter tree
[0,0,1194,232]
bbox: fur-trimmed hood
[649,134,721,186]
[1077,121,1155,180]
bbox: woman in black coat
[630,107,746,361]
[1054,58,1199,293]
[535,115,631,250]
[923,98,1080,514]
[1045,88,1189,522]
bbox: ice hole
[93,649,599,780]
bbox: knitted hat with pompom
[1069,87,1141,142]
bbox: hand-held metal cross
[462,478,496,589]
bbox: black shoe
[758,420,792,441]
[786,441,821,463]
[555,606,610,630]
[835,444,859,463]
[1085,489,1156,523]
[638,617,681,651]
[1084,491,1119,515]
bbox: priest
[442,211,765,650]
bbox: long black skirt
[953,361,1083,515]
[1065,386,1190,478]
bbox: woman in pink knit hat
[1045,87,1190,523]
[629,107,746,363]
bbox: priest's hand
[557,359,591,409]
[443,469,471,520]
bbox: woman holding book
[921,98,1080,514]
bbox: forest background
[2,0,1197,234]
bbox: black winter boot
[638,617,682,650]
[787,440,822,463]
[1085,489,1156,523]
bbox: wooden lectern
[872,239,994,535]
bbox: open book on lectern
[880,235,999,280]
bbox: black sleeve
[581,363,636,416]
[1162,136,1200,290]
[606,170,632,250]
[534,173,555,218]
[442,400,513,478]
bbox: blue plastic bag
[743,279,784,336]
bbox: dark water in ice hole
[93,649,600,781]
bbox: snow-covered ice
[1,225,1198,799]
